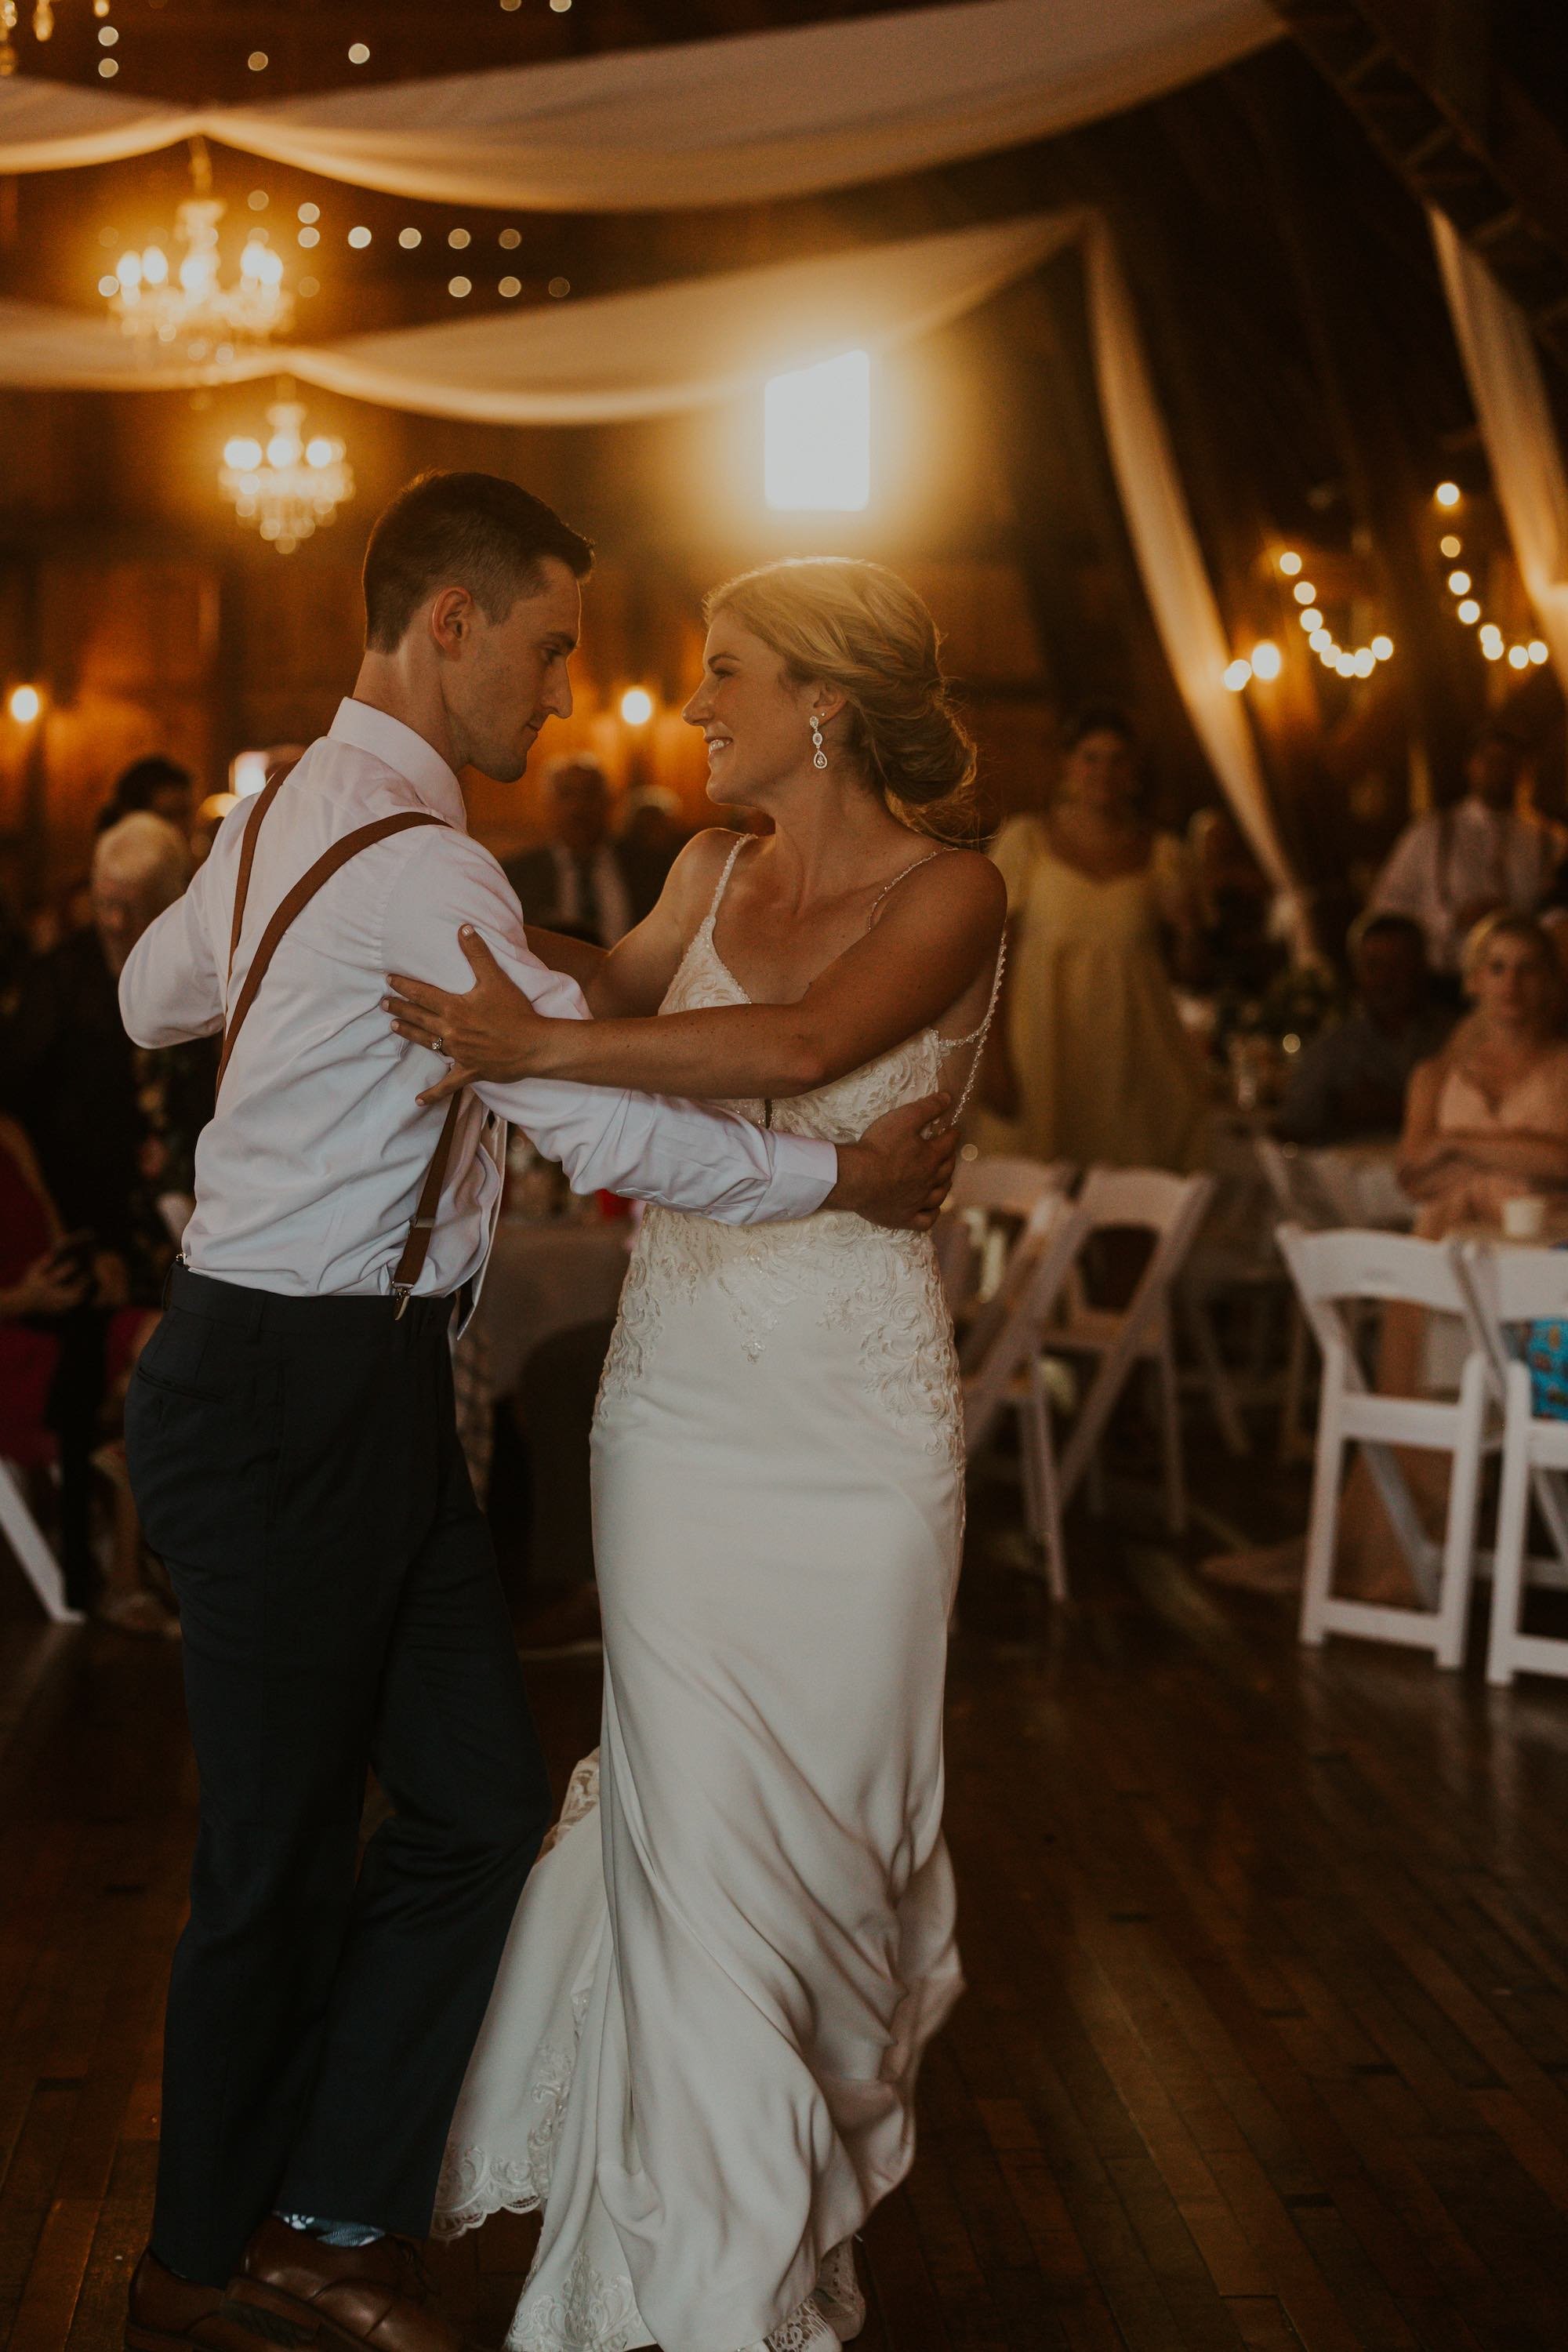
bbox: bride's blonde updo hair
[704,557,977,838]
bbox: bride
[385,557,1006,2352]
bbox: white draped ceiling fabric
[0,0,1278,207]
[0,214,1080,422]
[0,0,1301,910]
[1083,219,1301,917]
[1431,209,1568,684]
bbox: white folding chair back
[1050,1167,1215,1536]
[1277,1224,1494,1665]
[1457,1240,1568,1686]
[0,1458,78,1623]
[962,1195,1092,1602]
[938,1156,1071,1329]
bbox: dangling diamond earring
[810,713,829,771]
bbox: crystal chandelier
[1,0,113,74]
[104,143,292,364]
[220,395,355,554]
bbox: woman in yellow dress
[979,708,1208,1170]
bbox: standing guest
[0,812,208,1613]
[1277,911,1453,1145]
[503,751,635,944]
[96,753,196,839]
[618,782,688,921]
[979,706,1208,1169]
[1371,722,1563,980]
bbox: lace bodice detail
[660,909,951,1143]
[596,845,994,1453]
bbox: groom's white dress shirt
[120,699,837,1303]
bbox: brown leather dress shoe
[125,2250,262,2350]
[227,2218,481,2351]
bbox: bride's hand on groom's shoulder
[384,927,543,1101]
[827,1094,958,1232]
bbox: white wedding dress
[437,842,998,2352]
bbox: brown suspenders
[219,776,467,1315]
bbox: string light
[548,277,571,298]
[620,688,654,725]
[8,684,42,724]
[1436,481,1461,508]
[448,228,471,249]
[298,203,320,224]
[499,228,521,250]
[347,42,370,64]
[1447,570,1472,595]
[347,226,372,249]
[1,0,122,74]
[1440,535,1462,558]
[1530,641,1550,664]
[398,227,422,249]
[1457,599,1481,624]
[1274,545,1392,684]
[1223,659,1252,692]
[448,276,471,298]
[1508,645,1530,670]
[499,276,521,298]
[248,49,267,70]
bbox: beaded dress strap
[705,836,749,924]
[866,848,948,923]
[941,935,1007,1124]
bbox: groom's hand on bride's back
[827,1094,958,1231]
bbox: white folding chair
[1457,1240,1568,1687]
[0,1458,78,1623]
[1047,1167,1215,1537]
[1278,1224,1495,1665]
[938,1153,1073,1359]
[962,1195,1093,1602]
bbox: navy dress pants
[126,1265,550,2287]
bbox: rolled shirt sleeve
[383,832,837,1226]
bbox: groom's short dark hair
[363,471,593,652]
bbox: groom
[119,470,957,2352]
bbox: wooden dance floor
[5,1457,1568,2351]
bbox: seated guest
[1277,911,1453,1145]
[1370,723,1563,982]
[503,752,635,945]
[1396,910,1568,1235]
[1207,913,1568,1600]
[0,814,212,1615]
[95,753,196,840]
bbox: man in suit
[503,753,635,945]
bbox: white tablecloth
[476,1221,632,1396]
